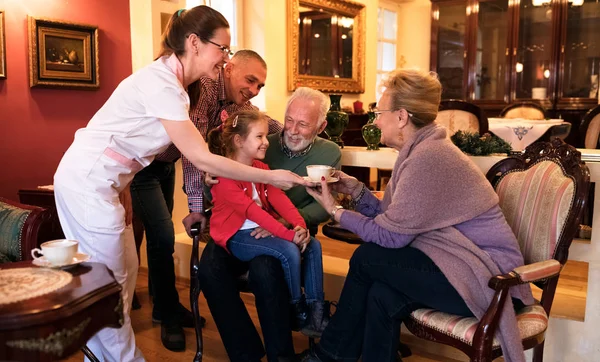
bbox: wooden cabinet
[431,0,600,144]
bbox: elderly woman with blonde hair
[301,68,533,362]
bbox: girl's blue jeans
[228,228,324,303]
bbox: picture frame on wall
[28,16,99,89]
[0,11,6,79]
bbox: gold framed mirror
[287,0,365,93]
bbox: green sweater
[264,134,342,234]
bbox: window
[376,2,399,100]
[186,0,242,50]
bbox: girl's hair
[207,110,269,157]
[381,68,442,128]
[158,6,229,58]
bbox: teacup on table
[31,239,79,266]
[306,165,335,182]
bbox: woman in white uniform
[53,6,306,362]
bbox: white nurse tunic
[54,54,189,362]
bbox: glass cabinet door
[473,0,511,102]
[434,2,468,99]
[560,0,600,102]
[513,0,555,101]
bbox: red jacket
[210,160,307,250]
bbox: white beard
[284,133,315,152]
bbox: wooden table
[0,262,122,361]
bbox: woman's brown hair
[207,110,268,158]
[158,6,229,58]
[158,6,229,102]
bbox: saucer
[303,176,339,186]
[32,253,91,269]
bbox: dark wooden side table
[0,262,123,361]
[18,188,145,310]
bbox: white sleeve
[143,75,190,121]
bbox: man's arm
[183,78,218,213]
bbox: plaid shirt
[178,70,282,213]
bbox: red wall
[0,0,132,199]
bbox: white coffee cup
[31,239,79,266]
[306,165,335,181]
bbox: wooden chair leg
[532,341,545,362]
[81,346,100,362]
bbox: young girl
[207,110,328,336]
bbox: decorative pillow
[0,201,32,262]
[410,304,548,348]
[494,160,575,264]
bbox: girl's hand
[293,226,311,253]
[330,170,364,198]
[268,169,311,190]
[250,227,272,239]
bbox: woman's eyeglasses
[373,109,414,119]
[204,39,234,56]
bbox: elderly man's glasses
[204,39,234,56]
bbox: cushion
[409,304,548,348]
[435,110,480,137]
[504,107,545,120]
[0,201,32,262]
[494,160,575,264]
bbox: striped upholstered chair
[404,138,590,362]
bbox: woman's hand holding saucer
[330,170,363,196]
[305,176,338,216]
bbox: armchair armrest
[488,259,561,291]
[514,259,561,282]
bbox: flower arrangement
[451,131,512,156]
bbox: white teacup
[31,239,79,266]
[306,165,335,181]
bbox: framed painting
[0,11,6,79]
[28,17,99,89]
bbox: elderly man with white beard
[263,87,342,235]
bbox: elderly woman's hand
[330,170,364,198]
[305,176,339,219]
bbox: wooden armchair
[500,101,547,120]
[436,99,489,136]
[0,198,57,264]
[403,138,590,362]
